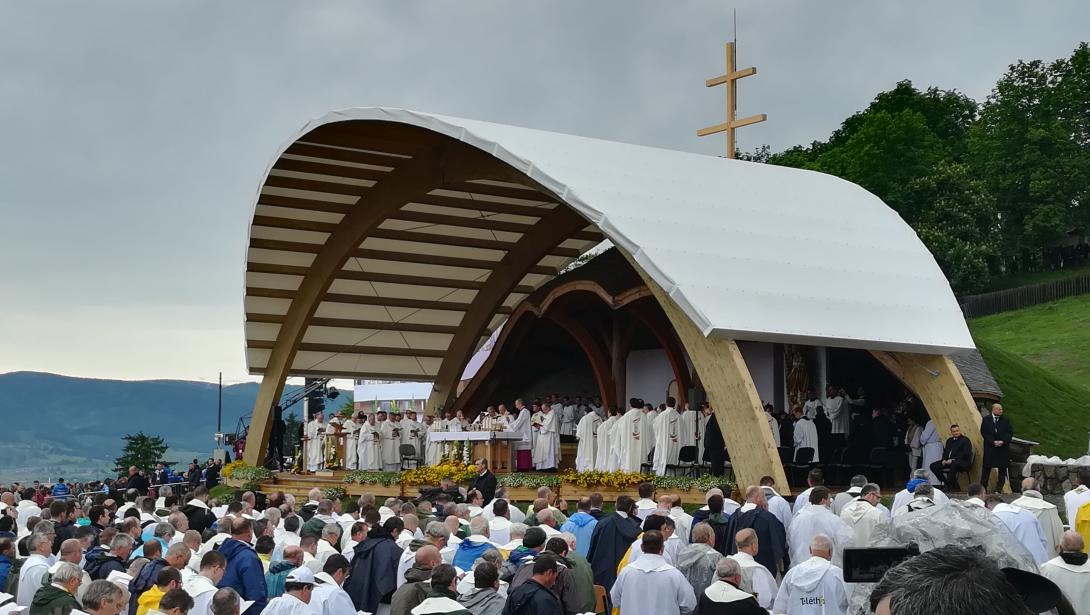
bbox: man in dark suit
[469,458,497,505]
[980,403,1015,492]
[587,496,641,590]
[703,404,726,477]
[929,424,973,488]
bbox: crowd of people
[2,456,1089,615]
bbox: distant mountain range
[0,372,267,483]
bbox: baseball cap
[286,567,315,585]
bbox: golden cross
[697,42,766,158]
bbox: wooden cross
[697,42,766,158]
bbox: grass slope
[973,338,1090,459]
[969,294,1090,390]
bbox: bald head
[810,533,833,560]
[743,485,766,508]
[282,545,304,566]
[735,528,758,555]
[1060,530,1084,553]
[415,545,441,568]
[59,538,82,564]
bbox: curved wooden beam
[243,136,495,466]
[544,312,618,412]
[426,207,590,414]
[450,307,538,416]
[627,299,692,408]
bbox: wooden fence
[961,273,1090,318]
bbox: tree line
[745,43,1089,294]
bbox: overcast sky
[1,1,1087,384]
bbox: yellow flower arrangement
[401,461,477,486]
[221,459,247,479]
[560,469,651,489]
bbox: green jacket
[29,584,79,615]
[565,551,597,614]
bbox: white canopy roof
[245,107,972,381]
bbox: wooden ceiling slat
[246,262,534,294]
[247,286,513,314]
[249,339,447,359]
[390,209,602,242]
[257,193,352,215]
[274,158,390,181]
[421,193,553,215]
[247,312,464,335]
[263,174,373,197]
[252,216,580,258]
[445,180,547,200]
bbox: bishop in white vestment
[615,404,646,472]
[639,405,656,463]
[377,412,402,472]
[305,412,325,472]
[574,410,601,472]
[532,405,559,470]
[400,413,422,456]
[343,415,361,469]
[651,402,681,476]
[595,412,619,471]
[356,416,381,471]
[423,417,444,466]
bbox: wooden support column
[426,207,591,414]
[622,254,790,494]
[609,313,634,407]
[870,351,985,490]
[546,312,618,412]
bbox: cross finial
[697,41,766,158]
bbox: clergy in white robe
[772,547,849,615]
[766,410,780,447]
[801,393,822,421]
[989,501,1050,565]
[838,487,886,548]
[532,406,559,470]
[791,412,820,462]
[1012,485,1064,557]
[508,401,532,452]
[761,485,793,532]
[639,405,656,463]
[824,388,849,438]
[678,404,698,451]
[919,420,945,484]
[305,413,325,472]
[789,500,854,569]
[400,414,423,456]
[574,410,601,472]
[376,412,402,472]
[696,411,708,463]
[729,547,778,611]
[342,416,361,470]
[651,402,682,476]
[1039,532,1090,615]
[559,401,577,437]
[610,536,697,615]
[356,417,381,471]
[595,413,619,471]
[1063,482,1090,525]
[615,404,646,473]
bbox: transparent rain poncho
[847,500,1038,614]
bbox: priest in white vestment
[766,406,780,447]
[1063,474,1090,524]
[400,412,423,456]
[773,535,849,615]
[610,532,697,615]
[1040,531,1090,615]
[342,414,361,470]
[574,409,601,472]
[595,410,619,471]
[509,399,532,452]
[791,408,820,462]
[789,489,854,569]
[639,404,656,464]
[651,399,681,476]
[532,405,559,470]
[558,399,577,437]
[988,498,1050,565]
[824,386,849,441]
[376,411,402,472]
[838,484,886,548]
[729,529,778,611]
[305,412,325,472]
[616,401,646,473]
[355,415,381,471]
[423,416,444,466]
[1013,478,1065,557]
[919,419,944,483]
[678,403,698,451]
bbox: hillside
[0,372,262,482]
[972,338,1090,460]
[969,294,1090,390]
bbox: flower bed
[221,462,274,491]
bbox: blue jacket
[559,512,598,557]
[217,538,268,614]
[452,537,493,572]
[51,483,71,502]
[0,554,11,594]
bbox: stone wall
[1029,463,1081,494]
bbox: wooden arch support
[544,311,619,412]
[871,351,985,490]
[425,207,591,414]
[243,135,505,467]
[621,253,791,494]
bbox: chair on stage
[670,446,699,477]
[400,444,424,470]
[789,447,815,485]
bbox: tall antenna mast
[697,13,766,158]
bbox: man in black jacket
[469,459,497,505]
[345,517,404,614]
[587,496,641,590]
[702,404,726,478]
[503,554,562,615]
[980,404,1015,492]
[929,424,973,488]
[126,467,149,496]
[181,487,217,535]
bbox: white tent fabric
[245,107,973,380]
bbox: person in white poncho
[772,534,848,615]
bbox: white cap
[286,567,315,585]
[846,486,863,495]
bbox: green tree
[113,432,168,476]
[968,43,1090,269]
